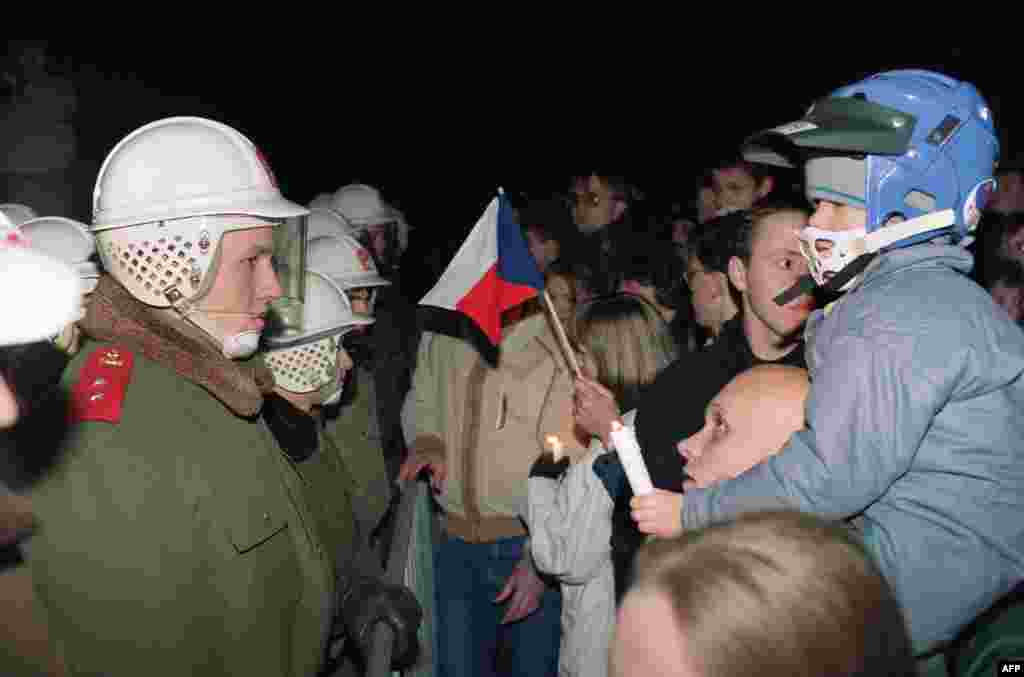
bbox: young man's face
[712,166,770,213]
[570,174,625,233]
[731,211,813,342]
[197,227,282,341]
[685,255,724,331]
[526,228,560,273]
[679,366,807,489]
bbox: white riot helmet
[307,234,391,315]
[309,193,333,210]
[264,269,373,405]
[328,183,405,274]
[329,184,390,230]
[307,207,349,240]
[93,116,308,307]
[19,216,99,294]
[0,203,39,227]
[91,117,309,358]
[0,214,81,347]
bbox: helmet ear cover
[94,216,272,308]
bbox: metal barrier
[366,479,436,677]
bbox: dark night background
[3,43,1017,295]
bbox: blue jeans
[434,533,561,677]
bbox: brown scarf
[80,276,274,417]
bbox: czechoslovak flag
[419,190,544,351]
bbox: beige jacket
[401,313,584,542]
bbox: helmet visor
[744,96,919,167]
[265,215,307,344]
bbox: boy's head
[612,510,915,677]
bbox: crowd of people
[2,63,1024,677]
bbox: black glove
[340,577,423,670]
[529,453,570,480]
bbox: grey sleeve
[526,458,613,585]
[683,331,949,528]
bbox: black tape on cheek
[819,252,878,294]
[773,274,816,306]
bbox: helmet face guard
[263,269,373,397]
[265,334,341,394]
[266,216,308,341]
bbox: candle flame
[544,434,564,460]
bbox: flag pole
[542,290,582,378]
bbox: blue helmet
[745,69,999,249]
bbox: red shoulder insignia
[70,346,135,424]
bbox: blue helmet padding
[829,70,999,247]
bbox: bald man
[632,365,809,536]
[680,365,808,490]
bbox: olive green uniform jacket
[11,278,364,676]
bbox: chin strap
[774,209,956,307]
[163,284,266,356]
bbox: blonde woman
[525,294,676,677]
[574,293,677,415]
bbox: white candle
[544,435,564,462]
[609,420,654,496]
